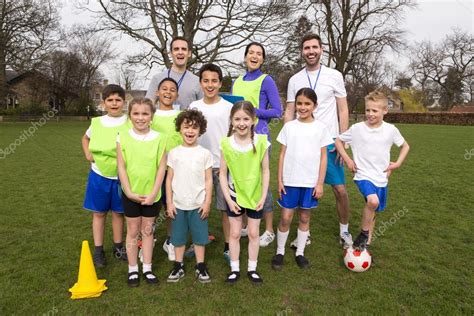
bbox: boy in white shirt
[166,109,213,283]
[190,63,234,262]
[335,90,410,251]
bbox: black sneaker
[113,246,128,261]
[353,232,369,250]
[127,272,140,287]
[93,250,106,268]
[271,254,284,270]
[247,271,263,285]
[195,263,211,284]
[225,271,240,284]
[143,271,159,285]
[295,255,310,269]
[167,263,185,283]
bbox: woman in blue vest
[232,42,282,247]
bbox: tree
[285,14,313,70]
[306,0,415,78]
[82,0,296,72]
[0,0,59,107]
[114,65,138,90]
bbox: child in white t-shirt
[335,90,410,251]
[166,109,213,283]
[271,88,333,270]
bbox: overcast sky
[61,0,473,88]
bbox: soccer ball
[343,247,372,272]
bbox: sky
[61,0,473,89]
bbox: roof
[451,105,474,113]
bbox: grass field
[0,120,472,315]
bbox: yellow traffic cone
[69,240,107,299]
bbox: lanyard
[168,69,187,91]
[305,66,322,91]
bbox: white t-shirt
[116,129,160,143]
[167,145,213,210]
[277,119,334,187]
[338,121,405,187]
[190,98,233,168]
[86,115,128,179]
[287,66,347,138]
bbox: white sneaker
[259,230,275,247]
[289,234,311,249]
[241,226,248,237]
[163,240,176,261]
[339,232,353,249]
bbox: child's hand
[85,151,94,162]
[141,195,156,206]
[128,193,146,204]
[346,159,357,174]
[167,203,177,219]
[228,200,242,214]
[199,203,211,219]
[313,184,324,199]
[384,162,400,177]
[278,181,286,200]
[255,198,265,211]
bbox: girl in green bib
[117,98,167,287]
[219,101,270,284]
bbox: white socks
[230,260,240,272]
[142,263,152,273]
[296,229,309,256]
[276,229,289,255]
[248,260,257,272]
[340,223,349,236]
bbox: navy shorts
[171,208,209,246]
[277,186,318,209]
[354,180,387,212]
[83,170,124,213]
[325,143,346,185]
[226,197,263,219]
[121,192,161,218]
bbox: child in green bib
[219,101,270,284]
[117,98,167,287]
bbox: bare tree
[0,0,59,107]
[80,0,296,73]
[114,65,138,90]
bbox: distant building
[450,103,474,113]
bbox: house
[450,104,474,113]
[378,85,403,112]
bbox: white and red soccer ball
[344,247,372,272]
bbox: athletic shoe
[339,232,353,249]
[113,246,128,261]
[143,271,159,285]
[184,244,195,258]
[241,226,248,237]
[295,255,310,269]
[167,263,185,283]
[223,250,231,264]
[225,271,240,284]
[93,250,106,268]
[271,254,284,270]
[353,232,369,250]
[163,240,176,261]
[290,235,312,249]
[247,271,263,284]
[195,263,211,284]
[127,272,139,287]
[259,230,275,247]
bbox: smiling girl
[117,98,167,287]
[219,101,270,284]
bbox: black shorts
[121,191,161,218]
[226,197,263,220]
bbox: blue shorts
[354,180,387,212]
[226,197,263,219]
[171,208,209,246]
[325,143,345,185]
[277,186,318,210]
[83,170,124,213]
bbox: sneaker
[127,272,140,287]
[247,271,263,284]
[290,235,312,249]
[93,250,106,268]
[143,271,159,285]
[353,232,369,250]
[184,244,195,258]
[163,240,176,261]
[295,255,310,269]
[241,226,248,237]
[271,254,284,270]
[113,246,128,261]
[195,263,211,284]
[259,230,275,247]
[225,271,240,284]
[339,232,353,249]
[223,250,231,264]
[167,263,185,283]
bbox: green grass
[0,121,473,315]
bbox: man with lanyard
[146,36,202,110]
[284,33,353,249]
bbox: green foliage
[397,89,427,112]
